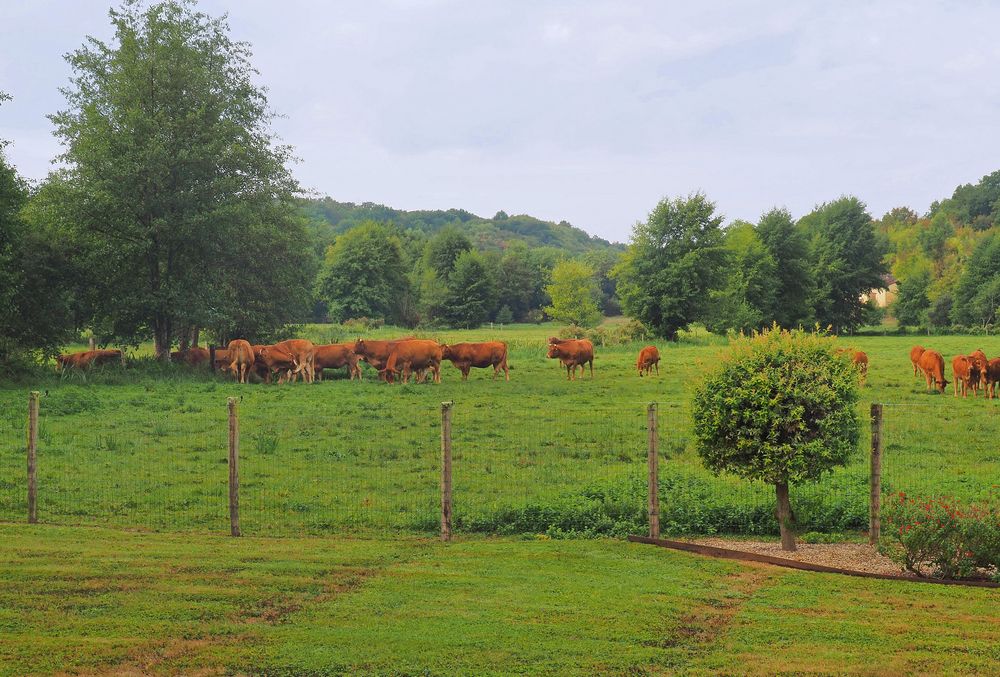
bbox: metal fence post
[647,402,659,539]
[228,397,241,537]
[870,403,883,545]
[27,391,39,524]
[441,401,453,542]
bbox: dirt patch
[684,538,911,577]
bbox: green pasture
[0,324,998,537]
[1,524,997,676]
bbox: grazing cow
[56,349,124,371]
[851,350,869,384]
[171,347,210,367]
[270,339,316,383]
[257,343,303,384]
[970,349,989,396]
[985,358,1000,399]
[353,338,416,381]
[547,339,594,380]
[385,339,443,384]
[951,355,977,398]
[440,342,509,381]
[227,339,255,384]
[917,349,948,394]
[636,345,660,377]
[314,343,362,381]
[909,345,925,377]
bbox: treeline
[881,170,1000,330]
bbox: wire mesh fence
[2,393,995,539]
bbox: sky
[2,0,1000,243]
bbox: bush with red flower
[879,491,1000,580]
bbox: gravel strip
[685,538,912,577]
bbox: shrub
[343,317,384,332]
[557,325,588,339]
[879,492,1000,579]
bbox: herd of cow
[57,340,997,397]
[911,345,1000,398]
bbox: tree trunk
[152,316,172,362]
[775,482,796,551]
[189,327,200,348]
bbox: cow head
[546,344,562,359]
[353,338,366,356]
[440,344,453,360]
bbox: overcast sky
[2,1,999,242]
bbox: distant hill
[299,197,623,255]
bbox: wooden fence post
[647,402,659,539]
[440,401,453,542]
[88,336,96,351]
[228,397,241,537]
[209,345,217,373]
[27,391,39,524]
[870,403,883,546]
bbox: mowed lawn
[1,524,998,676]
[1,325,999,537]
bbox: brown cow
[969,349,989,396]
[636,345,659,377]
[917,349,948,394]
[227,339,255,384]
[212,348,231,372]
[353,337,416,381]
[951,355,977,398]
[56,349,124,371]
[851,350,868,384]
[547,339,594,380]
[257,343,304,384]
[985,358,1000,399]
[171,347,209,367]
[314,343,362,381]
[385,339,443,384]
[909,345,925,377]
[270,339,316,383]
[440,342,509,381]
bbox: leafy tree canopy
[545,259,602,328]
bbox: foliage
[318,221,412,324]
[799,197,887,332]
[952,231,1000,328]
[880,492,1000,579]
[423,226,472,278]
[894,270,931,326]
[704,221,777,334]
[545,260,602,328]
[42,0,312,356]
[756,207,814,328]
[614,193,728,339]
[692,327,860,485]
[439,250,496,328]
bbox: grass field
[2,523,998,675]
[1,323,998,538]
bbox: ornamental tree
[691,327,861,551]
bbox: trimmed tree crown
[692,327,860,485]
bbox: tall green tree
[704,221,777,334]
[318,221,411,324]
[756,207,813,328]
[424,226,472,278]
[952,232,1000,328]
[45,0,311,357]
[799,197,887,332]
[613,193,728,339]
[545,260,602,327]
[440,250,496,328]
[893,271,931,327]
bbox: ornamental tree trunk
[775,481,796,551]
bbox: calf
[314,343,362,381]
[440,342,509,381]
[636,345,660,377]
[951,355,977,398]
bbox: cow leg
[462,367,469,381]
[655,362,659,376]
[589,359,594,379]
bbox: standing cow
[547,338,594,380]
[385,339,443,384]
[226,339,255,384]
[440,342,509,381]
[314,343,362,381]
[636,345,660,377]
[969,349,989,396]
[951,355,978,398]
[851,350,868,384]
